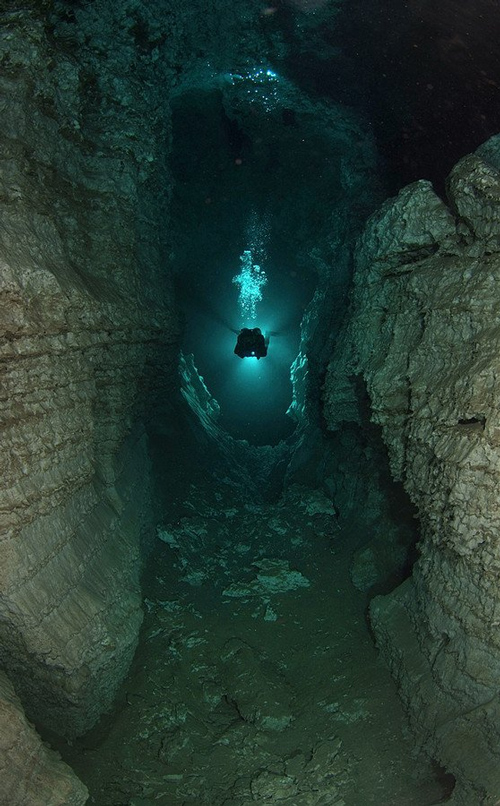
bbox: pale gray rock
[0,5,179,740]
[0,670,88,806]
[355,179,458,274]
[476,132,500,171]
[324,141,500,802]
[447,154,500,252]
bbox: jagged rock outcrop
[0,671,88,806]
[324,135,500,804]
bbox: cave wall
[0,0,331,797]
[0,670,88,806]
[1,0,273,746]
[0,2,184,749]
[324,136,500,804]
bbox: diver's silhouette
[234,327,268,359]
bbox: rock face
[0,3,182,742]
[0,671,88,806]
[0,0,372,769]
[0,0,334,750]
[1,0,296,746]
[324,136,500,803]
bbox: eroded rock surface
[324,135,500,804]
[0,4,181,740]
[0,0,287,744]
[0,670,88,806]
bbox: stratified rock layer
[324,136,500,804]
[0,670,88,806]
[1,0,288,743]
[0,0,377,757]
[0,5,180,740]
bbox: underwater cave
[1,0,500,804]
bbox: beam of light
[232,250,267,321]
[179,205,305,442]
[180,282,301,443]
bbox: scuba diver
[234,327,268,359]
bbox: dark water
[277,0,500,195]
[170,89,329,444]
[171,0,500,446]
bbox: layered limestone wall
[0,0,316,797]
[0,2,182,753]
[324,137,500,803]
[0,671,88,806]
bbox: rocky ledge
[324,135,500,804]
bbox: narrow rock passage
[63,461,447,805]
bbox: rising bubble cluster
[232,250,268,321]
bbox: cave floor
[63,461,447,806]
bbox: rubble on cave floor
[65,480,446,806]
